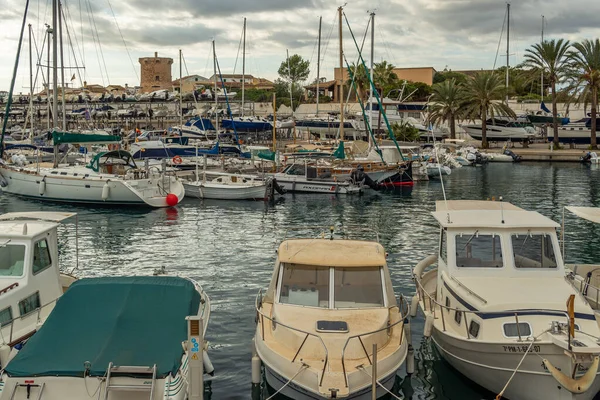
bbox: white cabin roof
[433,200,559,229]
[566,206,600,224]
[277,239,386,267]
[0,212,75,239]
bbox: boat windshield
[455,233,503,268]
[0,243,26,277]
[283,164,305,176]
[512,233,557,269]
[278,264,385,309]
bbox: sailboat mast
[369,12,375,141]
[59,0,66,131]
[505,2,510,104]
[541,15,545,101]
[242,17,246,117]
[213,40,218,132]
[52,0,58,130]
[316,16,321,116]
[28,24,34,143]
[287,49,293,116]
[179,49,183,130]
[338,6,344,141]
[46,27,50,129]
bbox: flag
[71,74,76,82]
[540,101,551,113]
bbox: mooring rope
[265,363,308,400]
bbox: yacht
[461,118,537,141]
[254,231,408,399]
[273,162,365,194]
[0,212,77,367]
[549,118,600,145]
[413,200,600,400]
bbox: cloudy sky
[1,0,600,93]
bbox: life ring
[172,155,183,165]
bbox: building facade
[139,52,173,93]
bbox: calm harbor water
[2,162,600,399]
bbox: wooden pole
[272,93,277,152]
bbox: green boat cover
[332,141,345,159]
[5,276,200,378]
[257,150,276,161]
[52,131,121,145]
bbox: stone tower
[139,52,173,93]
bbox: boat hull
[0,166,183,207]
[183,182,267,200]
[273,177,362,194]
[431,330,600,400]
[462,125,535,141]
[264,364,397,400]
[549,127,596,145]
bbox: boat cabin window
[0,307,13,327]
[469,320,480,338]
[0,243,26,277]
[440,229,447,263]
[32,239,52,275]
[511,234,557,269]
[19,292,41,316]
[334,267,384,308]
[503,322,532,338]
[284,164,305,176]
[455,233,503,268]
[279,264,330,308]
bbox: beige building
[198,74,274,90]
[331,66,436,101]
[172,75,208,93]
[139,52,173,93]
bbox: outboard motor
[581,152,597,163]
[475,151,488,165]
[503,148,522,162]
[350,165,380,191]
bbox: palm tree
[568,39,600,149]
[427,79,465,139]
[523,39,571,147]
[346,63,369,101]
[373,61,398,94]
[462,71,516,149]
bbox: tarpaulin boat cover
[5,276,200,378]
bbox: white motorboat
[461,119,537,141]
[273,162,364,194]
[0,212,77,365]
[0,149,185,207]
[413,200,600,400]
[254,232,408,399]
[183,171,269,200]
[0,275,211,400]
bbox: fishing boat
[0,275,211,400]
[183,171,269,200]
[254,230,409,399]
[0,135,185,207]
[413,200,600,400]
[0,212,77,366]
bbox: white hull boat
[461,123,536,141]
[254,232,408,399]
[0,212,77,363]
[0,151,184,207]
[413,200,600,400]
[0,275,211,400]
[273,175,363,195]
[426,163,451,178]
[183,172,268,200]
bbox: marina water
[2,162,600,399]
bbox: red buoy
[166,193,178,207]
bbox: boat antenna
[429,117,450,222]
[500,196,505,224]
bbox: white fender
[203,349,214,376]
[543,356,599,394]
[39,179,46,195]
[413,254,437,279]
[0,344,10,369]
[251,355,261,384]
[406,345,415,375]
[410,294,419,318]
[424,314,434,338]
[102,182,110,201]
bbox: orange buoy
[172,155,183,165]
[166,193,178,207]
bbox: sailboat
[0,0,184,207]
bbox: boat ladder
[103,362,157,400]
[8,382,45,400]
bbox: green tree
[346,63,369,100]
[427,79,465,139]
[278,54,310,106]
[462,71,516,149]
[373,61,398,92]
[568,39,600,149]
[523,39,571,147]
[391,120,421,142]
[433,70,468,85]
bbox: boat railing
[566,270,600,310]
[0,298,59,345]
[281,226,380,243]
[413,263,574,346]
[255,289,329,387]
[340,295,409,388]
